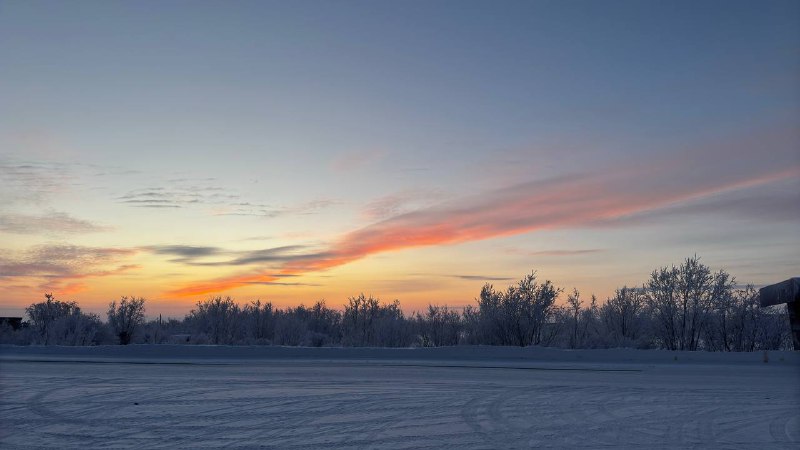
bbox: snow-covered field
[1,346,798,449]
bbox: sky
[1,0,798,318]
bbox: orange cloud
[40,264,142,297]
[169,126,799,298]
[169,170,799,297]
[0,245,141,301]
[169,272,279,297]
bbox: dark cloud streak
[450,275,516,281]
[145,244,328,267]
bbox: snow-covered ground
[1,346,798,449]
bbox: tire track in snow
[3,359,799,448]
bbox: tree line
[1,256,792,351]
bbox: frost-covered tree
[107,296,146,345]
[474,272,561,347]
[140,316,186,344]
[375,299,414,347]
[703,274,740,351]
[241,300,276,343]
[582,295,603,348]
[567,289,583,349]
[308,301,342,338]
[301,301,342,346]
[416,305,462,347]
[12,256,792,350]
[460,304,483,344]
[273,310,309,346]
[704,285,791,351]
[26,293,81,344]
[644,257,728,351]
[507,272,561,346]
[53,311,107,346]
[24,294,108,345]
[186,296,240,344]
[754,304,792,350]
[475,283,506,344]
[600,287,646,347]
[341,294,412,346]
[341,294,379,346]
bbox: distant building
[0,317,23,330]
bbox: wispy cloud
[213,199,338,217]
[597,178,800,227]
[0,245,136,277]
[117,178,339,218]
[0,245,139,296]
[39,264,141,296]
[116,185,238,209]
[361,189,448,221]
[0,158,143,207]
[449,275,516,281]
[0,211,110,235]
[168,126,799,297]
[0,161,72,205]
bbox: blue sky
[1,0,798,316]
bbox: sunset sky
[1,0,798,318]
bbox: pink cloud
[170,126,799,297]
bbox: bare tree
[107,296,146,345]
